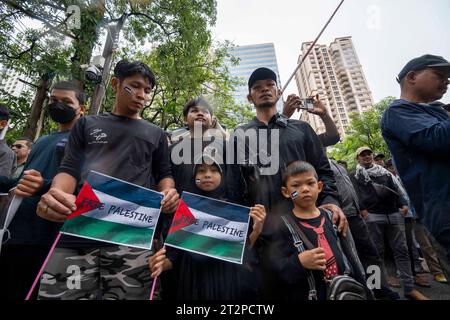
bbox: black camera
[298,98,314,110]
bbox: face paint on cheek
[195,178,201,185]
[291,191,299,199]
[124,86,132,94]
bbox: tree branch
[0,9,20,23]
[0,0,76,39]
[128,11,174,38]
[0,37,37,59]
[38,1,65,12]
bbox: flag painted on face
[61,171,163,250]
[164,192,250,264]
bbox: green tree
[102,2,252,130]
[0,0,105,140]
[328,96,396,170]
[0,0,250,139]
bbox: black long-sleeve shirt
[269,209,346,300]
[226,113,340,233]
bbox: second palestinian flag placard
[164,192,251,264]
[61,171,163,250]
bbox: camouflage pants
[38,245,160,300]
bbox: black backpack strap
[322,209,352,276]
[284,214,315,250]
[281,215,318,301]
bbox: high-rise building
[226,43,283,112]
[295,36,374,137]
[0,67,31,98]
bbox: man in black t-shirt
[36,60,179,300]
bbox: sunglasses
[11,144,26,149]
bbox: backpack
[281,212,368,300]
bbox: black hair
[282,161,318,187]
[0,103,9,121]
[16,137,33,148]
[51,81,87,105]
[113,60,156,89]
[182,97,214,118]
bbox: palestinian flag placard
[61,171,163,250]
[164,192,250,264]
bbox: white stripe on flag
[82,190,160,229]
[181,207,248,242]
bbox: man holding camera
[283,93,340,147]
[227,67,347,299]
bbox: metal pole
[281,0,345,93]
[90,14,128,115]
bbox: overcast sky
[212,0,450,103]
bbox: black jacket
[329,160,360,217]
[381,99,450,241]
[270,210,370,300]
[226,113,340,232]
[349,168,407,215]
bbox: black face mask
[48,101,77,124]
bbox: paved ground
[385,238,450,300]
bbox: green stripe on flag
[165,229,244,263]
[61,215,154,249]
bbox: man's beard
[257,101,275,109]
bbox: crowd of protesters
[0,53,448,301]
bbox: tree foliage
[0,0,252,139]
[328,96,396,170]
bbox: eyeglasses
[11,144,25,149]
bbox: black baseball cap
[374,153,385,160]
[397,54,450,83]
[248,67,277,90]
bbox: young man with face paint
[0,81,86,300]
[36,60,178,300]
[381,54,450,263]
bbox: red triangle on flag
[168,198,196,234]
[67,181,102,219]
